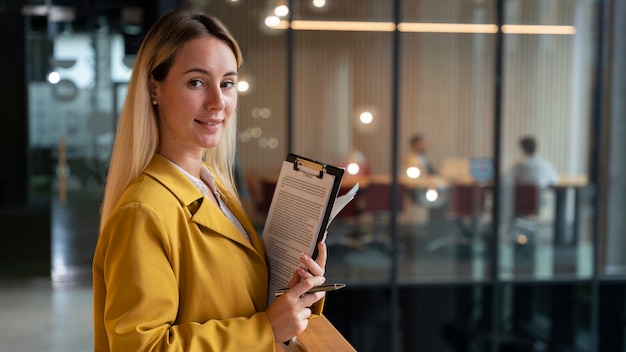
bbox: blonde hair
[100,10,243,228]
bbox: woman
[93,10,327,351]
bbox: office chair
[509,184,540,246]
[427,183,489,254]
[359,181,405,253]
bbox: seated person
[405,133,437,176]
[405,134,445,205]
[511,135,559,188]
[506,135,560,226]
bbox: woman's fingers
[315,238,327,271]
[292,232,327,283]
[267,232,330,343]
[266,275,326,343]
[299,251,325,277]
[288,275,326,299]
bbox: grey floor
[0,191,98,352]
[0,278,93,352]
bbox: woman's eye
[221,80,235,89]
[190,79,204,88]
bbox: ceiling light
[398,22,498,33]
[312,0,326,8]
[502,24,576,35]
[290,20,395,32]
[406,166,421,179]
[274,5,289,17]
[265,15,282,28]
[236,80,250,93]
[359,111,373,124]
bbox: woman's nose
[206,86,225,111]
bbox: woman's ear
[149,75,158,100]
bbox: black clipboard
[263,153,344,304]
[285,153,344,258]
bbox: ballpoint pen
[274,283,346,297]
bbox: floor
[0,191,98,352]
[0,278,93,352]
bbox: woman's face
[152,35,238,157]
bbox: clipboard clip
[294,158,326,179]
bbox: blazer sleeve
[96,202,277,352]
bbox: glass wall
[22,0,624,351]
[25,16,128,282]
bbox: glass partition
[198,0,602,351]
[22,0,612,351]
[290,7,395,287]
[499,0,595,282]
[25,26,128,283]
[399,0,496,285]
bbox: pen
[274,283,346,297]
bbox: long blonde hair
[100,11,243,228]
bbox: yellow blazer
[93,155,277,351]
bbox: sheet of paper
[328,183,359,226]
[263,160,336,304]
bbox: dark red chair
[359,181,405,251]
[448,184,488,218]
[363,181,405,214]
[514,184,540,217]
[426,183,490,253]
[510,184,541,246]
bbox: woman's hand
[266,235,328,343]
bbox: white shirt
[165,158,250,242]
[512,155,559,188]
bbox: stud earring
[152,99,158,106]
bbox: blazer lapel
[214,180,266,261]
[189,198,258,254]
[144,155,264,258]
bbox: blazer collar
[143,155,265,259]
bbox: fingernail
[297,267,307,275]
[300,253,309,261]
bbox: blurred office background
[1,0,625,351]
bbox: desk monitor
[470,157,494,182]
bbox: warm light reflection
[347,162,360,175]
[398,22,498,33]
[250,127,262,138]
[425,189,439,202]
[359,111,373,124]
[290,20,395,32]
[267,20,576,35]
[236,80,250,93]
[265,16,283,28]
[406,166,421,179]
[517,234,528,245]
[502,24,576,35]
[312,0,326,8]
[267,137,279,149]
[274,5,289,17]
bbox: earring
[152,99,158,106]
